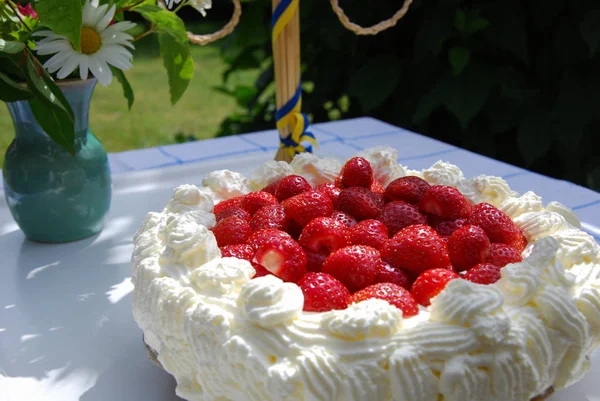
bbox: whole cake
[131,147,600,401]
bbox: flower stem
[6,0,31,31]
[116,0,147,13]
[132,25,156,42]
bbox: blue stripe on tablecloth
[397,148,460,162]
[157,147,183,164]
[573,199,600,210]
[237,135,271,152]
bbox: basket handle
[329,0,413,35]
[187,0,242,45]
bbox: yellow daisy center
[80,26,102,55]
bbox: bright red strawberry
[315,183,341,203]
[385,176,431,204]
[334,173,345,189]
[487,243,523,267]
[374,261,413,289]
[382,224,450,274]
[211,216,252,247]
[299,217,350,253]
[282,190,334,226]
[351,283,419,317]
[335,187,384,221]
[322,245,380,292]
[419,185,472,219]
[215,207,251,223]
[275,175,312,201]
[349,219,389,251]
[370,179,385,194]
[433,218,468,237]
[341,157,373,188]
[253,263,272,278]
[304,248,329,272]
[411,268,459,306]
[378,200,428,236]
[298,272,351,312]
[241,191,279,216]
[220,244,255,261]
[448,225,491,271]
[250,204,290,232]
[467,203,523,248]
[262,180,281,195]
[213,196,244,216]
[331,210,358,228]
[248,229,306,282]
[512,232,528,253]
[464,263,502,285]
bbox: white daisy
[34,0,135,86]
[189,0,212,16]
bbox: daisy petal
[56,54,81,80]
[89,56,112,86]
[79,57,90,81]
[95,4,115,32]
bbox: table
[1,117,599,401]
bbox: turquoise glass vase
[3,79,112,243]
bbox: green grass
[0,33,257,166]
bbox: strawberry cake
[131,147,600,401]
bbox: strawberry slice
[315,183,341,204]
[299,217,350,254]
[385,176,431,204]
[215,207,251,223]
[487,243,523,267]
[213,196,244,216]
[419,185,472,219]
[374,261,413,289]
[322,245,380,292]
[250,204,290,232]
[335,187,384,221]
[331,210,358,228]
[241,191,279,216]
[448,225,491,271]
[275,175,312,201]
[298,272,351,312]
[341,157,374,188]
[282,190,334,226]
[464,263,502,285]
[304,248,329,272]
[351,283,419,317]
[468,203,524,248]
[211,216,252,247]
[411,268,459,306]
[248,229,306,282]
[378,200,428,236]
[349,219,389,251]
[433,217,468,237]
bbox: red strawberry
[322,245,380,292]
[315,183,341,203]
[215,207,251,223]
[253,263,272,278]
[349,219,389,251]
[411,268,459,306]
[298,272,351,312]
[351,283,419,317]
[419,185,472,219]
[250,204,290,232]
[299,217,350,253]
[220,244,255,261]
[487,243,523,267]
[275,175,312,201]
[262,180,281,195]
[464,263,502,285]
[304,248,329,272]
[241,191,279,216]
[374,261,413,289]
[211,216,252,247]
[248,229,306,282]
[334,174,345,189]
[448,225,491,272]
[331,210,358,228]
[282,190,334,226]
[378,200,428,236]
[213,196,244,216]
[335,187,384,221]
[467,203,523,248]
[341,157,373,188]
[512,232,528,253]
[382,225,450,275]
[433,218,468,237]
[385,176,431,204]
[370,180,385,194]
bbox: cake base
[143,339,555,400]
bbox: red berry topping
[467,203,523,248]
[299,217,350,253]
[382,224,450,274]
[385,176,431,204]
[298,272,351,312]
[220,244,255,261]
[351,283,419,317]
[322,245,379,292]
[419,185,472,219]
[211,216,252,247]
[253,263,272,278]
[378,200,428,236]
[349,219,389,251]
[262,180,281,195]
[374,261,413,289]
[341,157,373,188]
[370,179,385,194]
[304,248,329,272]
[213,196,244,216]
[282,190,334,226]
[433,218,468,237]
[487,243,523,267]
[215,207,251,223]
[248,229,306,282]
[512,232,528,253]
[315,183,341,204]
[335,187,384,221]
[250,204,290,232]
[331,210,358,228]
[241,191,279,216]
[275,175,312,201]
[464,263,502,285]
[448,225,491,272]
[411,268,459,306]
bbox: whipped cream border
[132,147,600,401]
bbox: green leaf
[110,67,134,109]
[34,0,82,51]
[481,1,528,64]
[517,111,553,166]
[454,9,467,32]
[135,5,188,44]
[158,32,193,105]
[0,39,25,54]
[580,10,600,57]
[0,72,32,102]
[347,55,402,112]
[449,46,470,75]
[25,56,74,119]
[465,17,490,34]
[414,9,453,60]
[413,91,440,123]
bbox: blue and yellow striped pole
[272,0,317,161]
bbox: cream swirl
[202,169,251,200]
[249,160,295,190]
[323,299,404,339]
[356,146,406,186]
[499,191,544,219]
[513,211,569,241]
[422,161,464,187]
[290,153,341,186]
[457,175,514,206]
